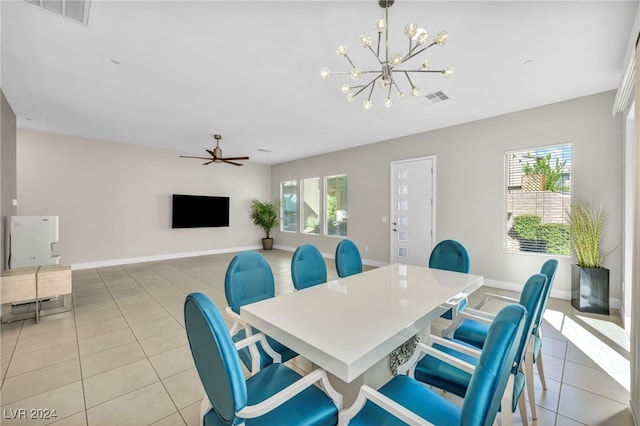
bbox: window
[505,144,572,255]
[302,178,320,235]
[280,181,298,232]
[325,175,348,237]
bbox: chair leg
[500,375,515,426]
[518,389,529,426]
[536,353,548,390]
[523,358,537,420]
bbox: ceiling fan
[180,134,249,166]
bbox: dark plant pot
[571,264,609,314]
[261,238,274,250]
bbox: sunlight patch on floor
[544,309,630,391]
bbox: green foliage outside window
[522,153,566,192]
[513,214,570,255]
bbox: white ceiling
[2,1,638,165]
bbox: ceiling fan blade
[220,156,250,161]
[202,160,215,165]
[206,149,217,158]
[180,155,214,160]
[223,160,244,166]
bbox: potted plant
[249,199,280,250]
[569,201,609,314]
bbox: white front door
[390,157,435,266]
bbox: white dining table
[240,263,483,404]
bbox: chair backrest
[460,303,527,426]
[184,292,247,425]
[225,251,275,314]
[534,259,558,332]
[428,240,471,273]
[512,273,548,370]
[291,244,327,290]
[335,239,363,278]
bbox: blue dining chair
[184,292,342,426]
[410,273,548,426]
[335,239,363,278]
[224,251,297,374]
[428,240,471,329]
[291,244,327,290]
[339,303,527,426]
[466,258,558,419]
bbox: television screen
[172,194,230,228]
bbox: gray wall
[271,91,624,301]
[1,90,17,271]
[17,129,271,267]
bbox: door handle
[392,228,397,232]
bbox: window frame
[324,174,348,238]
[504,143,572,256]
[301,177,321,236]
[280,180,298,233]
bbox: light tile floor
[0,250,633,425]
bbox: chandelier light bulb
[411,86,421,97]
[404,23,418,39]
[363,99,373,109]
[384,97,393,108]
[350,67,362,80]
[435,30,449,45]
[337,45,349,56]
[420,59,431,70]
[374,19,387,33]
[398,89,407,99]
[320,67,331,80]
[341,84,351,94]
[416,31,428,46]
[347,93,356,103]
[443,66,454,78]
[390,53,403,67]
[379,79,389,89]
[358,34,372,48]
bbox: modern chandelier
[321,0,453,109]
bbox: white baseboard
[71,245,262,270]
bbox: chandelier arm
[366,80,376,101]
[403,42,438,62]
[368,45,384,65]
[352,75,381,97]
[344,55,357,69]
[394,69,447,73]
[376,32,382,59]
[403,71,415,88]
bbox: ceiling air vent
[23,0,91,25]
[416,91,450,106]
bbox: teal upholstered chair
[185,292,342,426]
[335,239,363,278]
[224,251,297,374]
[291,244,327,290]
[462,259,558,419]
[411,273,548,426]
[428,240,471,328]
[339,303,527,426]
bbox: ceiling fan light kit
[321,0,454,109]
[180,134,249,166]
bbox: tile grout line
[94,265,187,425]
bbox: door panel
[390,157,434,266]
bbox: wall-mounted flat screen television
[172,194,230,228]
